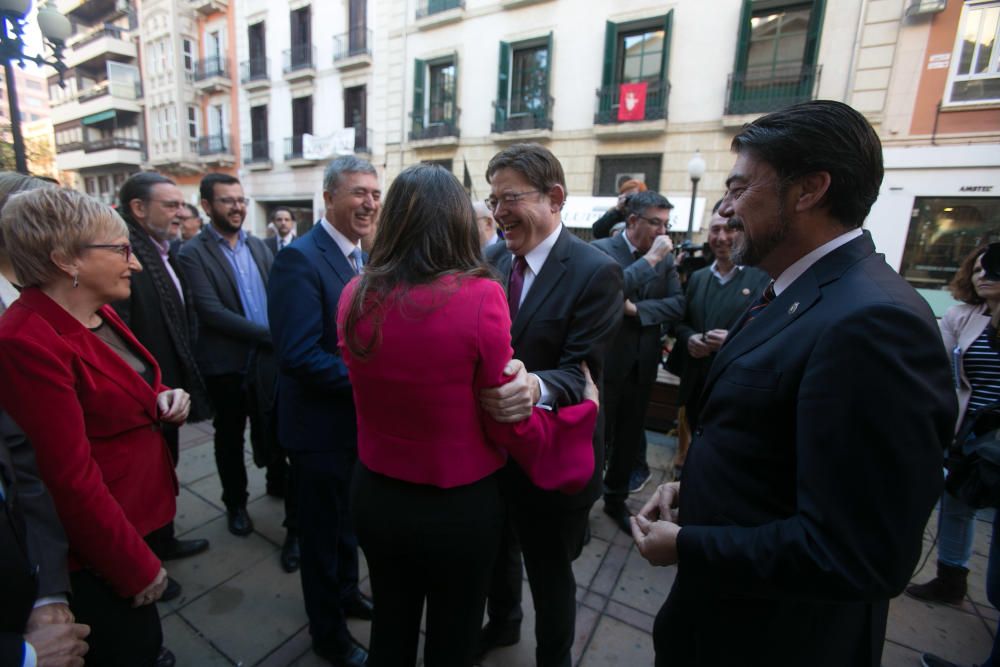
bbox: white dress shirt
[773,228,863,296]
[319,218,363,269]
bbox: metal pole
[685,177,699,241]
[1,16,28,175]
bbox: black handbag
[945,401,1000,509]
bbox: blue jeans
[938,487,978,567]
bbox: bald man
[474,201,500,250]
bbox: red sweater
[337,275,596,492]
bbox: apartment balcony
[50,81,142,126]
[724,64,821,119]
[56,136,144,171]
[243,139,272,170]
[491,95,553,141]
[409,108,460,146]
[415,0,464,29]
[194,56,231,94]
[592,79,669,139]
[283,45,315,82]
[189,0,227,16]
[59,0,130,24]
[240,58,270,90]
[66,24,135,70]
[333,29,372,71]
[353,127,373,155]
[283,135,321,166]
[197,134,235,166]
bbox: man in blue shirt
[178,174,285,541]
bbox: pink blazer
[337,275,596,493]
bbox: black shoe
[265,482,285,499]
[583,523,592,546]
[603,500,631,535]
[156,647,176,667]
[159,577,181,603]
[227,507,254,537]
[161,537,210,561]
[475,620,520,658]
[628,466,652,494]
[343,593,374,620]
[313,639,368,667]
[281,533,300,573]
[920,654,963,667]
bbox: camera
[982,242,1000,281]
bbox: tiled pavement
[164,423,996,666]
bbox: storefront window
[899,196,1000,300]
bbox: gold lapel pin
[788,302,799,314]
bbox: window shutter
[732,0,753,75]
[451,51,459,125]
[601,21,617,88]
[413,58,425,130]
[803,0,826,69]
[544,31,553,102]
[660,11,673,80]
[496,41,510,128]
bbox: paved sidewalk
[162,424,995,666]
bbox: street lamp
[0,0,71,174]
[685,150,706,242]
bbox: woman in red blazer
[338,164,598,667]
[0,188,189,666]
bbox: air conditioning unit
[906,0,946,16]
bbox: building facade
[1,67,57,179]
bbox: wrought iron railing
[84,137,144,152]
[240,58,269,84]
[416,0,463,18]
[283,45,315,74]
[409,107,461,141]
[284,135,308,160]
[593,79,669,124]
[197,134,230,155]
[72,25,126,50]
[194,56,228,81]
[492,94,554,133]
[243,140,271,165]
[333,28,372,61]
[724,64,821,115]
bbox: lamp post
[0,0,70,174]
[685,150,706,242]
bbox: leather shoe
[161,537,210,561]
[159,577,181,603]
[227,507,254,537]
[281,533,300,573]
[156,647,176,667]
[343,593,374,620]
[475,620,520,658]
[603,500,631,535]
[313,639,368,666]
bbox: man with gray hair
[267,155,380,667]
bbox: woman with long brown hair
[337,163,597,667]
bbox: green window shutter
[544,31,553,123]
[413,58,425,130]
[732,0,753,75]
[496,41,510,128]
[451,51,459,125]
[803,0,826,68]
[601,20,617,88]
[660,11,673,80]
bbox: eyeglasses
[85,243,132,262]
[635,214,669,229]
[485,190,541,212]
[214,197,249,207]
[151,199,183,210]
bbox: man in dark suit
[591,191,684,533]
[477,144,623,667]
[631,101,957,666]
[1,410,90,667]
[113,173,212,581]
[178,173,286,539]
[267,156,378,667]
[264,207,297,256]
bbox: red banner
[617,82,648,121]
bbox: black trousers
[602,368,654,502]
[487,485,590,667]
[353,464,504,667]
[70,569,161,667]
[290,449,359,652]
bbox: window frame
[944,0,1000,106]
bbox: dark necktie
[508,256,527,321]
[744,282,776,326]
[633,250,642,261]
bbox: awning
[81,110,116,125]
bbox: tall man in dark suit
[478,144,623,667]
[264,207,296,255]
[1,410,90,667]
[178,174,285,539]
[631,101,957,666]
[113,173,212,580]
[267,156,378,667]
[591,191,684,533]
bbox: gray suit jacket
[178,229,274,376]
